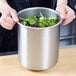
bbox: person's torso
[7,0,56,12]
[68,0,76,12]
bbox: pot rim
[18,7,62,30]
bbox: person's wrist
[57,0,68,7]
[0,4,11,14]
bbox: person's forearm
[0,0,10,13]
[57,0,68,5]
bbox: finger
[62,6,76,25]
[0,16,16,30]
[62,17,74,25]
[56,6,67,19]
[66,6,76,19]
[2,14,16,26]
[0,20,13,30]
[62,14,75,25]
[10,10,19,22]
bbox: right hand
[0,6,19,30]
[56,4,75,25]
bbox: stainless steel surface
[18,7,62,70]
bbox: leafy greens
[19,12,58,28]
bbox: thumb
[10,10,19,22]
[56,6,66,19]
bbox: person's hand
[0,6,19,30]
[56,4,76,25]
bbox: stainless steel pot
[18,7,62,70]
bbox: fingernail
[14,18,19,22]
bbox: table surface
[0,48,76,76]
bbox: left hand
[56,4,76,25]
[0,6,18,30]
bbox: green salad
[19,12,58,28]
